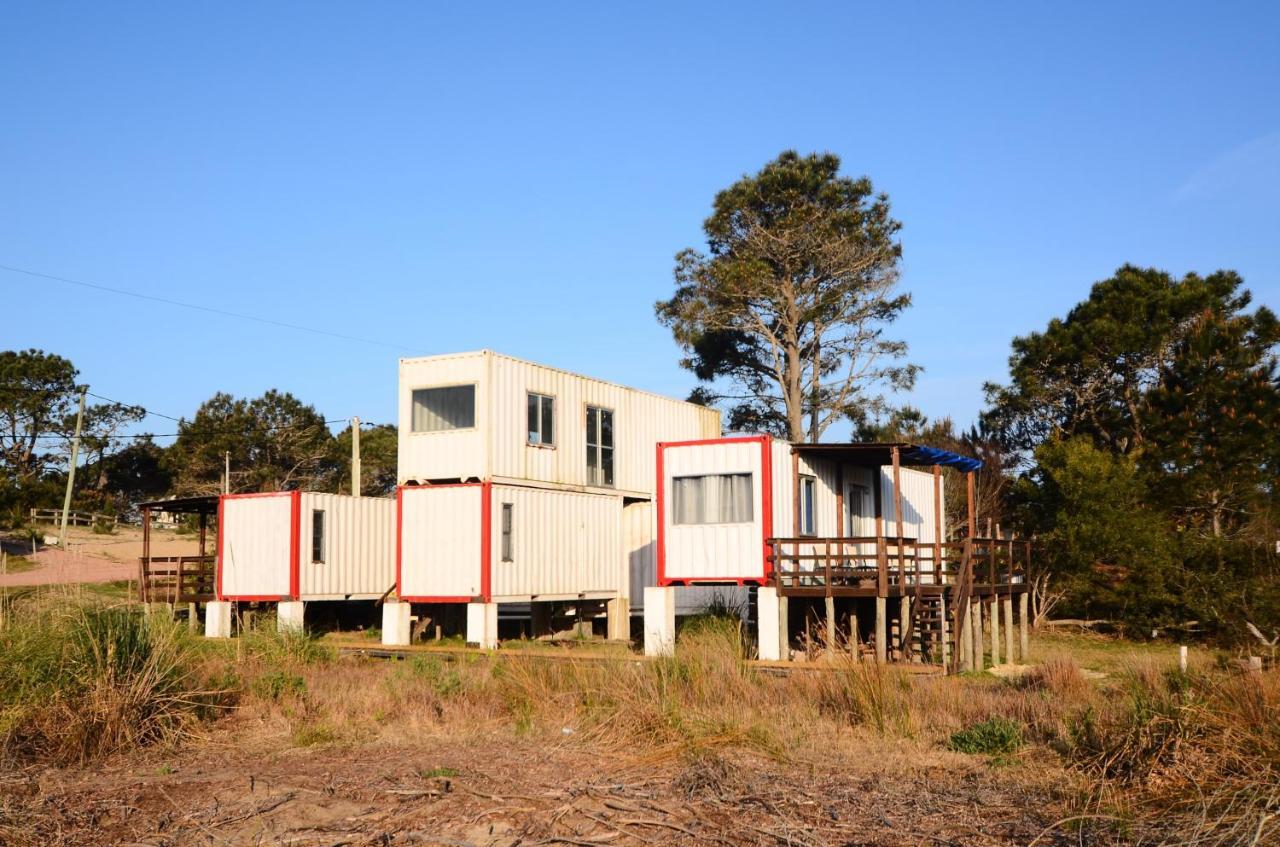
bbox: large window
[672,473,753,525]
[311,509,325,563]
[527,393,555,446]
[411,385,475,432]
[500,503,514,562]
[586,406,614,486]
[799,475,816,536]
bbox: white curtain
[673,474,752,524]
[412,385,475,432]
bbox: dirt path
[0,525,206,588]
[2,738,1070,847]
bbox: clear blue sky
[3,2,1277,441]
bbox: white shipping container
[626,500,749,616]
[398,351,721,497]
[217,492,395,601]
[398,481,626,604]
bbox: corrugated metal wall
[489,484,623,600]
[298,493,395,600]
[399,485,484,599]
[219,494,293,598]
[662,440,766,582]
[880,466,945,544]
[628,499,750,614]
[397,351,721,495]
[398,354,488,484]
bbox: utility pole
[58,385,88,549]
[224,451,230,494]
[351,416,361,498]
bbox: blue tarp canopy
[790,442,983,473]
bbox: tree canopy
[656,151,916,441]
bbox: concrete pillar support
[466,602,499,649]
[205,600,233,639]
[757,586,787,661]
[643,587,676,657]
[277,601,306,633]
[970,601,984,671]
[607,597,630,641]
[381,601,412,647]
[899,596,912,661]
[824,596,836,651]
[874,597,887,664]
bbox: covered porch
[137,495,219,605]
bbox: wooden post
[967,606,977,675]
[875,597,887,664]
[899,595,912,661]
[824,595,836,651]
[990,596,1001,666]
[965,471,976,538]
[140,506,151,604]
[938,595,949,669]
[958,602,971,671]
[1018,593,1030,661]
[932,466,943,586]
[351,416,362,498]
[58,386,88,549]
[835,465,845,538]
[1003,596,1015,663]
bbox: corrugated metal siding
[398,353,489,484]
[298,493,395,599]
[490,484,622,599]
[880,466,944,543]
[627,499,749,614]
[487,354,721,496]
[219,494,292,598]
[770,439,795,541]
[662,440,766,581]
[399,485,483,598]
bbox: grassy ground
[0,599,1276,846]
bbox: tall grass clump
[0,604,232,763]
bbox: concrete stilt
[1018,593,1030,661]
[606,597,630,641]
[958,602,972,671]
[849,612,860,661]
[990,598,1001,666]
[824,596,836,651]
[466,602,499,649]
[205,600,233,638]
[277,601,306,633]
[643,587,676,657]
[757,586,785,661]
[381,601,412,646]
[971,601,984,671]
[188,602,199,632]
[874,597,887,663]
[1002,596,1015,662]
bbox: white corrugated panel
[662,439,767,582]
[399,485,484,599]
[398,353,489,484]
[490,484,622,600]
[880,466,944,543]
[398,351,721,495]
[627,498,750,614]
[298,493,395,600]
[219,493,293,599]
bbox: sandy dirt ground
[0,525,208,589]
[1,737,1069,847]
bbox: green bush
[949,717,1024,756]
[251,670,306,702]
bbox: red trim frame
[216,491,297,602]
[395,482,491,604]
[655,435,773,587]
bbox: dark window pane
[542,397,555,446]
[311,509,325,563]
[527,394,539,443]
[600,409,613,448]
[602,446,614,486]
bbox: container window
[527,393,555,446]
[800,476,816,536]
[411,385,475,432]
[672,473,753,525]
[501,503,514,562]
[311,509,325,563]
[586,406,614,486]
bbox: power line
[5,417,359,442]
[0,263,417,352]
[85,391,183,422]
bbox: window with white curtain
[411,385,476,432]
[672,473,753,525]
[799,476,816,536]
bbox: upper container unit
[398,351,722,498]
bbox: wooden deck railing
[138,555,216,604]
[767,535,1030,597]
